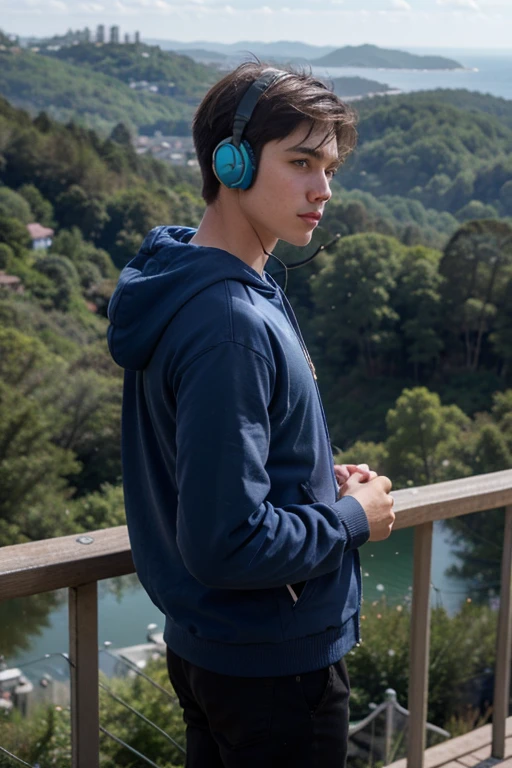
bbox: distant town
[5,26,143,49]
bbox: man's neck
[190,195,277,276]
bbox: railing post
[492,505,512,759]
[385,688,397,765]
[69,582,99,768]
[407,521,433,768]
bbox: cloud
[391,0,411,9]
[78,2,105,10]
[436,0,480,9]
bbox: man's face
[238,123,340,247]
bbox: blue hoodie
[107,225,370,677]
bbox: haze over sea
[313,49,512,101]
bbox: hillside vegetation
[44,42,217,101]
[329,76,393,97]
[1,91,512,544]
[0,44,217,133]
[0,97,207,546]
[340,93,512,218]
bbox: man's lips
[298,212,322,223]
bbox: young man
[108,62,395,768]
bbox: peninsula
[312,44,463,70]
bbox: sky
[3,0,512,49]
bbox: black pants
[166,647,350,768]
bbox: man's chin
[281,231,313,247]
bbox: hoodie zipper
[277,292,338,496]
[277,292,317,381]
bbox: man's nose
[308,172,332,203]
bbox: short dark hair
[192,61,358,205]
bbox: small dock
[388,716,512,768]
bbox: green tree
[456,200,499,222]
[439,219,512,371]
[0,241,14,270]
[54,369,122,495]
[34,254,81,311]
[385,387,471,487]
[0,213,31,257]
[109,122,133,146]
[102,188,172,268]
[71,483,126,530]
[489,277,512,376]
[0,186,33,222]
[443,392,512,590]
[0,328,79,545]
[51,226,117,279]
[491,389,512,447]
[394,246,444,379]
[311,234,403,378]
[334,439,389,476]
[18,183,56,227]
[55,184,110,241]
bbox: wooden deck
[388,717,512,768]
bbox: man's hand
[334,463,377,488]
[340,473,395,542]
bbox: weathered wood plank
[492,506,512,759]
[457,755,482,767]
[392,469,512,531]
[0,526,134,601]
[69,582,99,768]
[432,763,462,768]
[1,470,511,601]
[407,522,433,768]
[468,744,491,761]
[387,718,512,768]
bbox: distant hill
[44,43,218,101]
[177,49,227,65]
[148,39,337,60]
[0,50,199,134]
[327,76,394,99]
[369,88,512,129]
[312,44,463,70]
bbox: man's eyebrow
[285,145,340,166]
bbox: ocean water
[312,51,512,101]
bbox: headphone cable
[265,233,341,293]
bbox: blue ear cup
[212,138,256,190]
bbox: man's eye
[294,159,308,168]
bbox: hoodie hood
[107,225,277,371]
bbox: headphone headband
[231,70,290,148]
[212,68,292,190]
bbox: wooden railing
[1,469,512,768]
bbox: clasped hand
[334,463,395,542]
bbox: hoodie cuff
[332,495,370,550]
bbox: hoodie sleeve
[174,340,369,590]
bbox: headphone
[212,69,291,190]
[211,68,342,290]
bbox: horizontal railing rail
[1,468,511,768]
